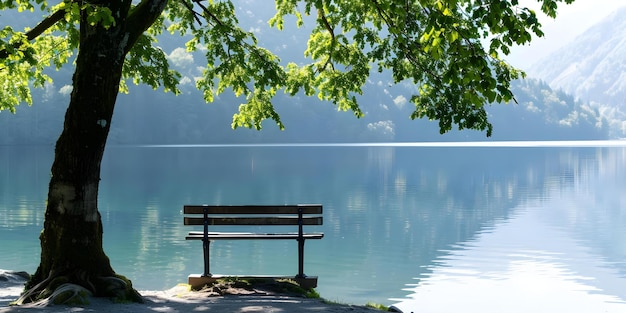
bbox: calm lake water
[1,142,626,312]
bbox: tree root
[13,270,143,306]
[97,275,143,303]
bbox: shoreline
[0,270,390,313]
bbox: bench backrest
[183,204,323,226]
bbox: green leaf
[1,0,576,138]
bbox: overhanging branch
[316,6,335,72]
[26,9,66,41]
[0,9,65,59]
[125,0,168,53]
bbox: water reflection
[1,144,625,308]
[391,209,626,313]
[391,147,626,312]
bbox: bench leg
[203,239,212,277]
[297,238,305,278]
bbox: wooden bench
[183,204,323,289]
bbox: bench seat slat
[184,204,322,215]
[185,231,324,240]
[184,216,323,226]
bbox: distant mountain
[529,6,626,105]
[528,6,626,138]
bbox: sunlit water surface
[1,141,625,311]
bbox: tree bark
[19,4,139,304]
[14,0,169,304]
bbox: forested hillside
[0,74,608,145]
[529,6,626,138]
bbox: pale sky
[507,0,626,70]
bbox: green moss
[49,284,91,306]
[365,302,389,311]
[320,299,388,311]
[303,288,320,299]
[47,276,70,291]
[51,292,71,305]
[274,279,320,298]
[110,275,144,303]
[210,277,320,298]
[53,289,90,306]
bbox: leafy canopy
[0,0,575,135]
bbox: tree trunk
[17,7,142,304]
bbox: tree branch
[26,9,66,41]
[179,0,203,25]
[369,0,435,80]
[193,0,223,27]
[125,0,169,53]
[316,5,335,72]
[0,8,65,60]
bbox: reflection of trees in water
[542,147,626,276]
[94,145,626,298]
[100,146,601,253]
[3,145,622,300]
[327,147,612,287]
[0,146,51,229]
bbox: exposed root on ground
[13,270,143,306]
